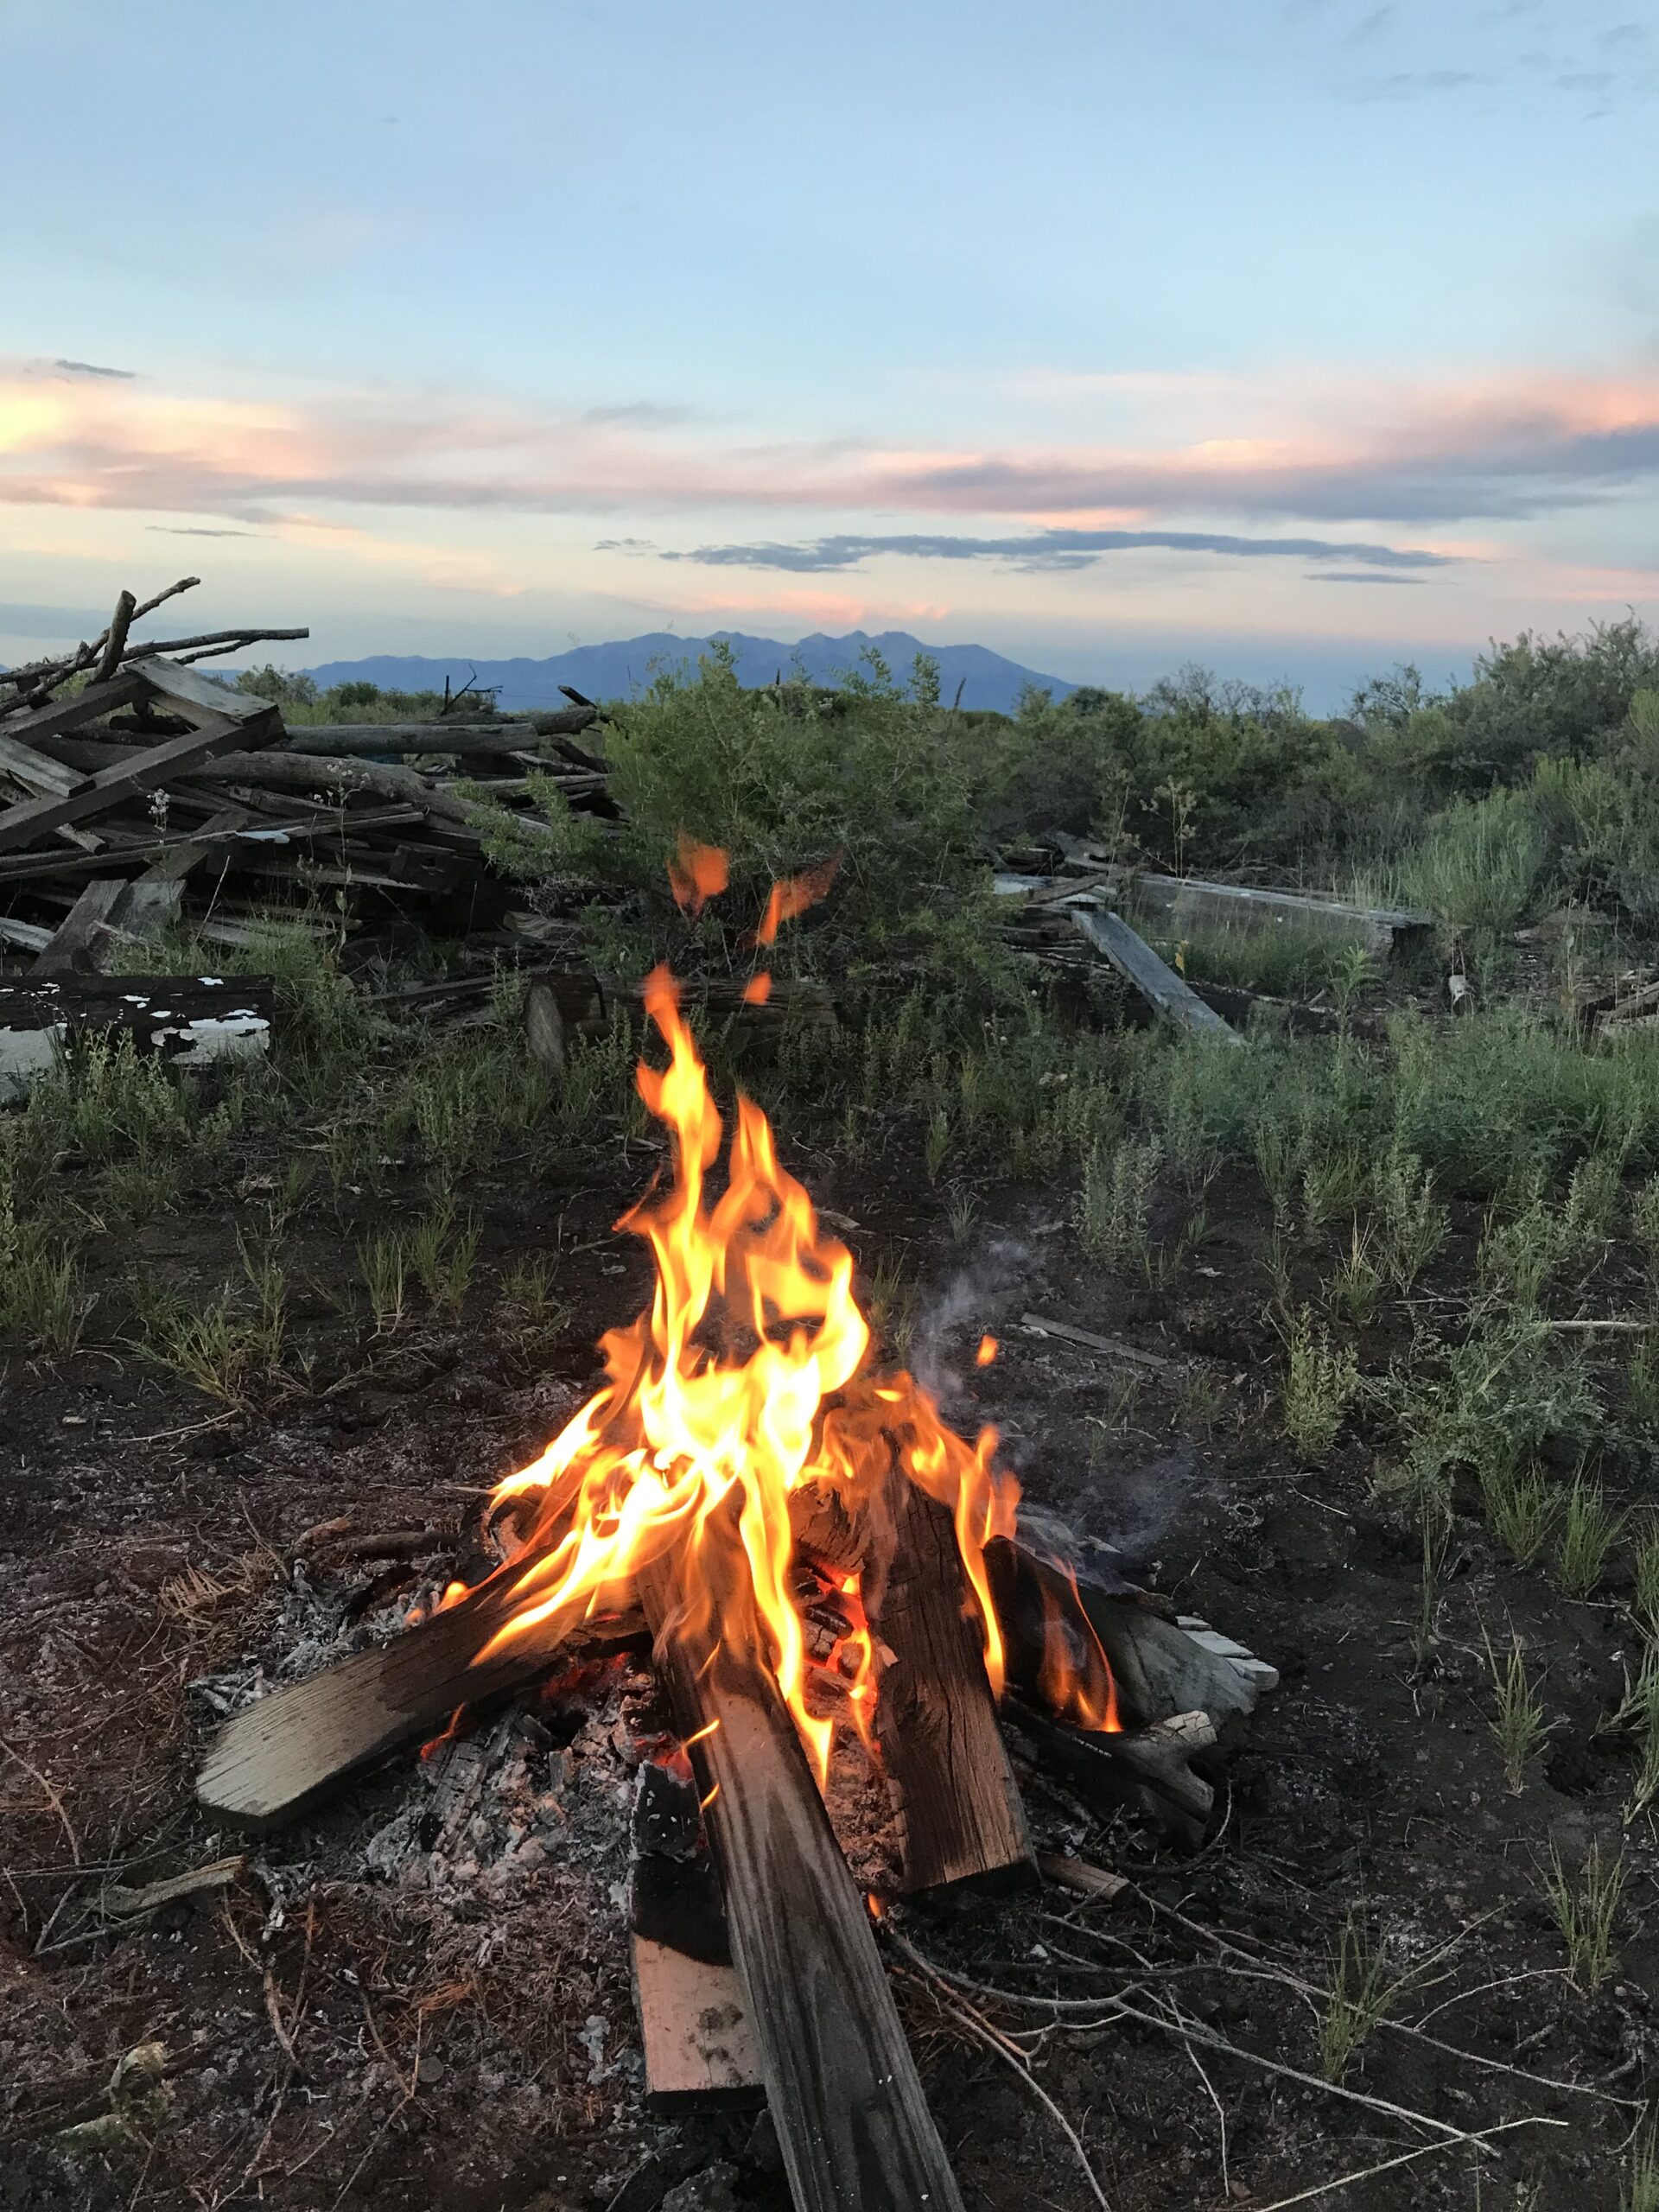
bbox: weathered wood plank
[0,671,146,744]
[874,1474,1033,1894]
[194,1570,575,1834]
[1072,906,1243,1043]
[30,878,130,975]
[642,1554,966,2212]
[630,1759,764,2113]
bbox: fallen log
[280,708,597,755]
[1072,907,1243,1043]
[641,1551,966,2212]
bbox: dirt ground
[3,1090,1656,2212]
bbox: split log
[1010,1700,1216,1848]
[630,1759,764,2113]
[1072,907,1243,1044]
[641,1554,967,2212]
[872,1471,1033,1893]
[0,976,273,1103]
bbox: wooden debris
[629,1759,764,2113]
[1072,907,1243,1042]
[1035,1851,1127,1903]
[1019,1310,1185,1375]
[873,1471,1033,1893]
[101,1855,245,1919]
[1046,842,1433,953]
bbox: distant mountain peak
[300,630,1076,715]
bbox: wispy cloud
[1,359,1656,536]
[662,526,1453,573]
[50,358,136,380]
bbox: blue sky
[3,0,1656,704]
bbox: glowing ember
[976,1333,998,1367]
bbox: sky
[2,0,1657,708]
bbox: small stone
[416,2052,446,2086]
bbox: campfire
[197,847,1274,2212]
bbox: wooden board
[630,1760,764,2113]
[30,879,129,975]
[643,1556,966,2212]
[0,671,146,745]
[1072,906,1243,1043]
[874,1474,1033,1894]
[194,1569,581,1834]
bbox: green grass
[1319,1910,1397,2083]
[1282,1306,1360,1459]
[1545,1840,1626,1993]
[1483,1624,1549,1792]
[130,1230,287,1404]
[1557,1475,1624,1599]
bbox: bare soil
[3,1103,1655,2211]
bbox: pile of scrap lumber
[1,582,614,1073]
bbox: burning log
[872,1471,1033,1893]
[642,1554,967,2212]
[194,1568,603,1834]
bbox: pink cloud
[2,358,1657,537]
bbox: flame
[751,853,842,947]
[1035,1563,1122,1735]
[741,972,772,1007]
[469,899,1021,1783]
[667,834,728,918]
[976,1334,998,1367]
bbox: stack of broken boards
[0,654,611,1096]
[196,1499,1274,2212]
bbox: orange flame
[976,1334,998,1367]
[741,972,772,1007]
[667,834,729,918]
[751,853,842,947]
[1035,1564,1122,1735]
[470,903,1020,1783]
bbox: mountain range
[302,631,1077,715]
